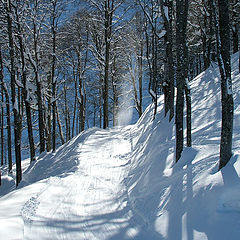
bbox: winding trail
[23,127,134,240]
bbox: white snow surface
[1,53,240,240]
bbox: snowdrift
[0,53,240,240]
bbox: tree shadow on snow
[21,128,100,187]
[166,148,197,240]
[115,109,176,239]
[190,154,240,240]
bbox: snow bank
[125,52,240,240]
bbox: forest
[0,0,239,187]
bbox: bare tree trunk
[99,88,102,128]
[76,106,79,134]
[46,97,52,152]
[138,43,143,117]
[0,47,4,167]
[112,84,118,126]
[1,71,12,172]
[52,70,56,152]
[63,82,70,141]
[56,103,65,145]
[216,0,234,170]
[175,0,189,162]
[132,41,144,118]
[72,70,77,138]
[160,0,174,122]
[111,55,118,125]
[130,65,141,117]
[232,19,238,54]
[144,10,158,119]
[6,0,22,186]
[207,0,214,66]
[78,74,85,132]
[185,83,191,147]
[68,110,71,141]
[51,1,57,152]
[0,105,3,167]
[93,98,97,127]
[152,22,158,118]
[30,18,45,153]
[103,0,113,129]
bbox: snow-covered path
[23,127,134,240]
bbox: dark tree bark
[99,88,102,128]
[138,44,143,118]
[151,22,158,118]
[202,0,214,70]
[128,45,143,119]
[139,1,159,119]
[35,31,45,153]
[185,83,191,147]
[0,47,4,167]
[25,0,45,154]
[46,91,52,152]
[28,17,45,154]
[175,0,189,162]
[217,0,234,170]
[111,54,118,126]
[0,103,3,167]
[232,21,238,54]
[6,0,22,186]
[160,0,174,121]
[202,13,208,70]
[56,103,65,145]
[72,70,78,138]
[63,82,70,142]
[144,18,158,118]
[77,50,86,133]
[0,52,3,170]
[51,0,57,152]
[103,0,113,129]
[207,0,214,67]
[0,58,12,172]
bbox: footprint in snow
[21,197,40,224]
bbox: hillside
[0,52,240,240]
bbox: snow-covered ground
[0,53,240,240]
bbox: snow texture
[0,52,240,240]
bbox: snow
[16,79,24,88]
[158,30,166,39]
[149,88,156,99]
[1,52,240,239]
[164,6,169,21]
[13,99,19,112]
[227,76,233,95]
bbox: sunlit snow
[0,52,240,240]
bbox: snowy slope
[126,52,240,240]
[0,53,240,240]
[0,127,135,240]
